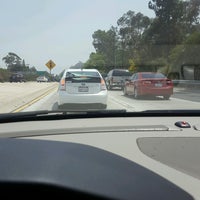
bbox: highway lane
[1,81,199,113]
[106,89,200,111]
[22,88,200,112]
[172,87,200,103]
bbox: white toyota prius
[58,68,108,110]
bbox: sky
[0,0,155,75]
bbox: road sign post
[46,60,56,81]
[46,60,56,74]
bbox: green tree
[92,27,118,68]
[70,61,84,69]
[128,59,137,72]
[30,66,37,73]
[148,0,185,47]
[183,0,200,33]
[117,11,150,52]
[140,0,200,69]
[117,11,151,68]
[2,52,22,72]
[148,0,200,46]
[84,52,106,72]
[169,32,200,67]
[0,68,10,82]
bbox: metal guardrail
[172,80,200,88]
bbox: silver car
[106,69,132,90]
[36,76,48,82]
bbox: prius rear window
[65,71,101,83]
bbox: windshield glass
[112,70,132,76]
[0,0,200,113]
[66,71,100,78]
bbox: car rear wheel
[107,83,112,90]
[134,87,139,99]
[123,86,127,96]
[101,104,107,109]
[163,95,170,100]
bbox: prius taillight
[60,79,66,91]
[101,78,107,90]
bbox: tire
[163,95,170,100]
[134,87,139,99]
[107,83,112,90]
[52,102,59,110]
[101,104,107,109]
[123,86,127,96]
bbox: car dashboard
[0,115,200,199]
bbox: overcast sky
[0,0,155,74]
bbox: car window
[141,73,166,79]
[65,71,100,78]
[135,73,138,80]
[64,71,101,83]
[129,74,134,80]
[112,70,132,76]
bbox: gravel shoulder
[0,82,58,113]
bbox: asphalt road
[21,86,200,112]
[1,83,200,113]
[172,87,200,102]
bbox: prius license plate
[78,86,88,92]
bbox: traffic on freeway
[1,83,200,112]
[0,79,196,113]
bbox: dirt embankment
[0,82,58,113]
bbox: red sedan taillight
[166,79,173,86]
[142,80,152,85]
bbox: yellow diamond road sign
[46,60,56,70]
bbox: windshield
[0,0,200,113]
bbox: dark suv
[106,69,132,90]
[9,73,25,83]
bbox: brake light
[101,78,107,90]
[166,79,173,86]
[60,79,66,91]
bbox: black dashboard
[0,138,194,199]
[0,114,199,199]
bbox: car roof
[110,69,129,71]
[65,68,99,72]
[137,72,164,74]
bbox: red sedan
[123,72,173,99]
